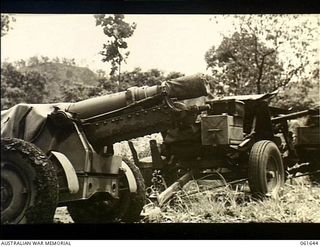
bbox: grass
[116,134,320,223]
[54,135,320,223]
[55,178,320,223]
[117,135,320,223]
[143,178,320,223]
[55,179,320,223]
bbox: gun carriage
[129,92,319,206]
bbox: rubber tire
[309,174,320,185]
[68,160,146,223]
[1,138,58,224]
[248,140,284,199]
[309,161,320,185]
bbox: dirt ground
[54,207,74,224]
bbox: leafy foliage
[16,56,98,102]
[1,63,48,109]
[218,15,318,83]
[2,56,187,107]
[274,64,319,110]
[1,56,101,107]
[57,83,100,102]
[205,15,319,109]
[275,81,316,111]
[205,32,283,95]
[1,14,15,37]
[94,14,136,83]
[118,68,164,90]
[98,67,184,93]
[166,71,185,81]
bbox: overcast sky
[1,14,234,75]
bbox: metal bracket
[50,151,79,194]
[121,161,138,193]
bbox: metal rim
[266,156,281,194]
[1,161,31,224]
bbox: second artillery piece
[129,91,320,206]
[1,74,208,224]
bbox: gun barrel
[271,109,318,123]
[66,85,160,119]
[66,74,207,119]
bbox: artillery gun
[129,92,319,206]
[0,74,208,224]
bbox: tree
[208,15,318,87]
[114,67,165,91]
[13,59,27,69]
[1,63,25,108]
[98,67,164,92]
[61,57,76,66]
[205,15,319,109]
[40,56,50,64]
[52,57,60,63]
[1,63,48,109]
[166,71,185,80]
[22,71,48,103]
[97,68,186,93]
[96,69,107,79]
[205,32,283,95]
[275,79,316,111]
[236,15,318,89]
[27,56,40,67]
[57,83,100,102]
[274,64,319,110]
[94,14,136,85]
[1,14,15,37]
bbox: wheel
[248,140,284,199]
[1,138,58,224]
[68,160,146,223]
[309,161,320,185]
[309,173,320,185]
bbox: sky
[1,14,234,75]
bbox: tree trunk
[256,74,262,94]
[117,61,121,92]
[256,50,275,94]
[256,56,265,94]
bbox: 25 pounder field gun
[0,74,208,224]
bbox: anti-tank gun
[0,74,208,224]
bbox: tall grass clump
[144,178,320,223]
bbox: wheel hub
[266,171,275,179]
[1,162,30,223]
[266,158,279,192]
[1,180,14,210]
